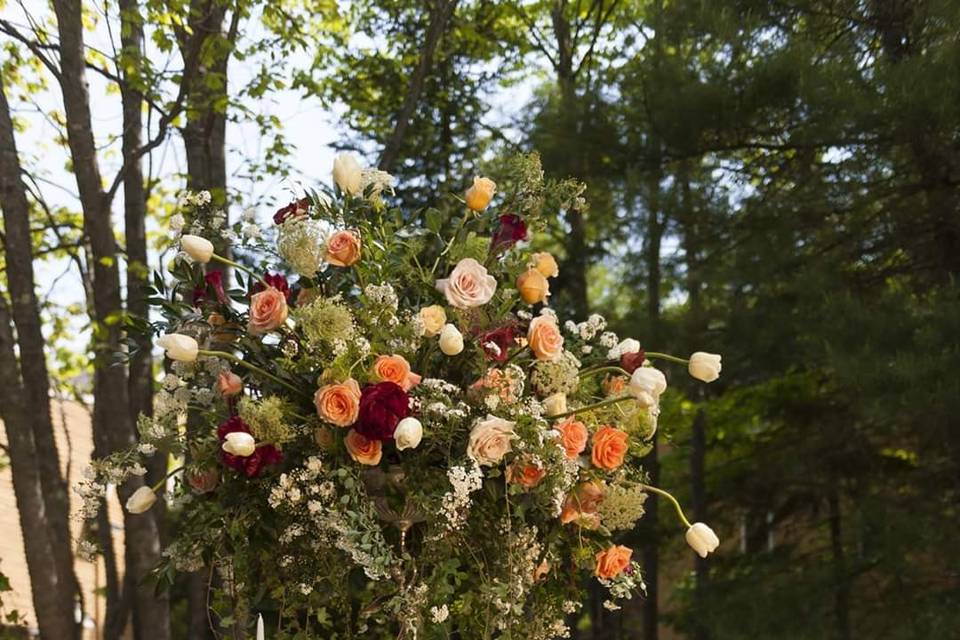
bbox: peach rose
[531,252,559,278]
[603,375,627,397]
[591,425,629,471]
[371,354,421,391]
[248,287,288,335]
[528,315,564,361]
[325,229,361,267]
[216,371,243,397]
[560,481,604,528]
[345,429,382,465]
[595,545,633,579]
[517,269,550,304]
[436,258,497,309]
[507,458,547,489]
[554,417,588,459]
[465,176,496,211]
[314,378,362,427]
[467,414,516,466]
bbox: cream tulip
[257,614,265,640]
[125,485,157,514]
[627,366,667,407]
[685,522,720,558]
[439,323,464,355]
[157,333,199,362]
[688,352,722,383]
[394,417,423,451]
[181,234,214,263]
[222,431,256,457]
[333,152,363,195]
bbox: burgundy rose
[251,272,292,302]
[490,214,528,253]
[217,416,282,478]
[354,382,410,441]
[479,325,517,362]
[620,350,646,374]
[273,197,310,225]
[193,270,227,305]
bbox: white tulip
[125,485,157,514]
[608,337,641,360]
[394,417,423,451]
[685,522,720,558]
[688,351,722,383]
[543,392,567,417]
[157,333,199,362]
[256,614,265,640]
[628,366,667,407]
[438,323,464,355]
[180,234,214,263]
[332,152,363,195]
[222,431,256,457]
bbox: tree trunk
[0,69,81,640]
[378,0,459,172]
[828,491,852,640]
[51,2,169,638]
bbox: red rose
[251,272,292,302]
[273,197,310,225]
[193,270,227,305]
[490,214,528,253]
[620,350,646,374]
[479,325,517,362]
[354,382,410,441]
[217,416,282,478]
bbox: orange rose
[216,371,243,396]
[344,429,382,465]
[507,459,547,489]
[591,425,629,471]
[325,229,361,267]
[594,545,633,579]
[560,482,604,528]
[248,287,288,335]
[554,417,588,459]
[314,378,362,427]
[371,354,421,391]
[528,315,564,361]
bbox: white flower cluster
[429,604,449,624]
[563,313,607,341]
[278,217,327,277]
[440,463,483,530]
[364,282,399,311]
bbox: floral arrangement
[78,153,722,639]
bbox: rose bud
[542,392,567,417]
[620,350,646,374]
[517,269,550,305]
[157,333,199,362]
[125,485,157,514]
[465,176,496,212]
[531,252,559,278]
[688,352,722,383]
[627,366,667,408]
[222,431,256,457]
[181,234,214,263]
[333,152,363,195]
[394,417,423,451]
[216,371,243,397]
[186,468,220,494]
[439,323,464,355]
[685,522,720,558]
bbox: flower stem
[579,365,631,379]
[638,484,693,529]
[210,253,268,286]
[644,351,689,365]
[199,349,308,399]
[550,395,634,420]
[150,465,185,492]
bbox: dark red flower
[193,270,227,305]
[479,325,517,362]
[273,197,310,225]
[490,214,528,253]
[355,382,410,441]
[251,272,292,302]
[620,350,646,374]
[217,416,282,478]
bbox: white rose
[157,333,199,362]
[222,431,256,457]
[125,485,157,514]
[543,392,567,417]
[394,417,423,451]
[181,234,214,263]
[332,152,363,195]
[607,337,640,360]
[438,323,464,355]
[685,522,720,558]
[628,366,667,407]
[688,352,722,383]
[467,414,516,466]
[435,258,498,309]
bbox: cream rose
[435,258,497,309]
[628,366,667,407]
[467,414,516,466]
[439,323,465,355]
[419,305,447,337]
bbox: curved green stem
[550,395,634,420]
[198,349,309,399]
[150,464,186,492]
[639,484,692,529]
[211,253,268,286]
[645,351,689,365]
[579,365,631,379]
